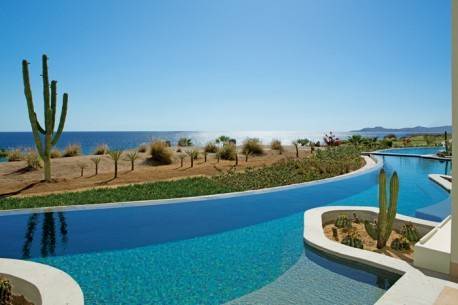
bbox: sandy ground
[0,146,309,198]
[323,222,414,263]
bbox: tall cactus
[364,169,399,249]
[22,55,68,182]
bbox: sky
[0,0,451,132]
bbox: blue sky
[0,0,451,131]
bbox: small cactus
[341,233,363,249]
[335,215,352,229]
[390,237,410,251]
[0,277,13,305]
[364,169,399,249]
[332,226,339,241]
[401,223,419,242]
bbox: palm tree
[22,212,68,258]
[108,150,123,178]
[91,157,101,175]
[125,151,139,171]
[215,135,230,145]
[186,150,199,168]
[347,135,364,147]
[292,141,300,158]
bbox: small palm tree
[108,150,123,178]
[186,150,199,168]
[91,157,101,175]
[125,151,139,171]
[292,141,299,158]
[243,150,252,162]
[178,153,186,167]
[347,135,364,147]
[77,162,88,177]
[215,135,230,145]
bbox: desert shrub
[25,150,42,169]
[177,137,192,147]
[93,144,109,155]
[204,142,218,153]
[242,138,263,155]
[63,144,81,157]
[50,148,62,158]
[270,139,284,154]
[218,143,236,160]
[149,140,173,165]
[0,149,7,157]
[6,149,23,162]
[138,143,148,153]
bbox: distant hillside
[351,125,451,133]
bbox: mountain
[351,125,452,133]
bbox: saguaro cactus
[364,169,399,249]
[22,55,68,182]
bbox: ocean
[0,130,428,157]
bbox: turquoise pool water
[0,150,450,305]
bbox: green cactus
[335,215,352,229]
[364,169,399,249]
[0,277,13,305]
[390,237,410,251]
[401,223,420,242]
[22,55,68,182]
[341,233,363,249]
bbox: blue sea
[0,130,434,157]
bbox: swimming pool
[0,151,450,305]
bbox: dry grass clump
[148,140,173,165]
[93,144,109,155]
[63,144,82,157]
[138,143,148,153]
[218,143,237,160]
[242,138,264,155]
[270,139,284,154]
[25,150,42,169]
[204,142,218,153]
[6,149,23,162]
[50,148,62,158]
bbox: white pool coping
[0,155,381,216]
[304,206,458,305]
[414,216,452,274]
[429,174,452,192]
[0,258,84,305]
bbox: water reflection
[22,212,68,259]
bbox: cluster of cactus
[22,54,69,182]
[341,233,363,249]
[334,214,352,229]
[0,277,13,305]
[364,169,399,249]
[401,223,420,242]
[390,237,411,251]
